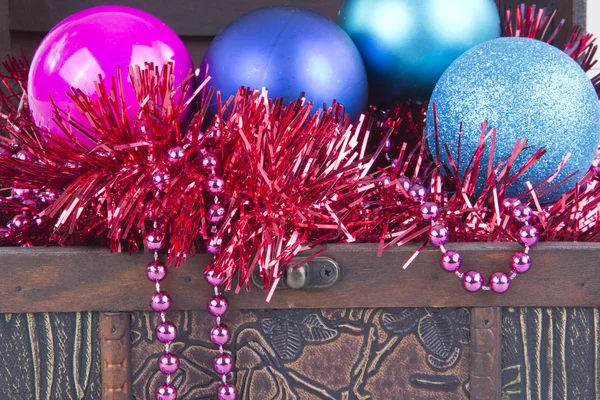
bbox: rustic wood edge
[470,307,502,400]
[1,242,599,312]
[100,312,132,400]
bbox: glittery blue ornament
[338,0,500,105]
[426,37,600,202]
[201,6,368,120]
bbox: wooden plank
[8,0,345,36]
[0,242,599,312]
[573,0,587,29]
[0,0,9,56]
[470,307,502,400]
[100,312,131,400]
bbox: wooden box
[0,1,597,399]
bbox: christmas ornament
[201,6,368,120]
[28,5,193,148]
[338,0,500,105]
[427,37,600,201]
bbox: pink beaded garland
[207,235,223,255]
[408,184,427,202]
[207,175,225,194]
[210,324,231,346]
[208,295,229,317]
[156,321,178,343]
[214,353,234,375]
[512,204,533,222]
[462,270,484,292]
[146,260,167,282]
[396,176,411,193]
[420,202,440,221]
[206,269,225,286]
[151,291,172,312]
[490,271,511,294]
[440,250,461,272]
[517,225,539,247]
[217,383,238,400]
[11,214,31,229]
[156,383,177,400]
[157,353,180,375]
[167,146,185,164]
[208,203,226,223]
[429,223,448,246]
[152,170,171,190]
[146,229,165,251]
[511,252,531,274]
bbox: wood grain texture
[470,308,501,400]
[100,312,131,400]
[0,243,599,313]
[131,308,471,399]
[0,0,9,56]
[501,307,600,399]
[0,312,101,399]
[8,0,345,35]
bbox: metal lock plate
[252,257,339,290]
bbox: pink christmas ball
[28,5,193,148]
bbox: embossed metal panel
[131,308,471,399]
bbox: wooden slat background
[2,0,589,63]
[0,243,599,313]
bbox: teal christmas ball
[338,0,500,105]
[201,6,368,120]
[426,37,600,201]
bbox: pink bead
[207,175,225,194]
[490,272,510,293]
[206,270,225,286]
[217,383,238,400]
[157,353,180,375]
[511,252,531,274]
[207,236,223,255]
[592,157,600,178]
[200,153,220,170]
[396,176,411,193]
[502,198,521,212]
[210,325,231,346]
[429,223,449,246]
[11,188,31,201]
[490,271,511,294]
[11,214,31,229]
[512,204,533,223]
[146,260,167,282]
[156,383,177,400]
[462,270,484,292]
[167,146,185,164]
[146,229,165,251]
[518,225,539,247]
[14,150,31,161]
[208,295,228,317]
[420,202,440,221]
[151,291,171,312]
[214,353,233,375]
[156,321,177,343]
[152,170,170,190]
[408,184,427,202]
[441,250,461,272]
[208,203,226,224]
